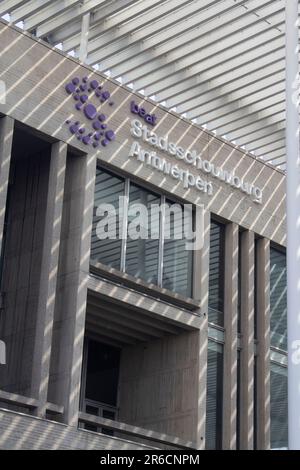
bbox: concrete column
[52,152,96,426]
[30,141,67,415]
[239,230,255,449]
[194,209,210,449]
[0,116,14,256]
[222,222,239,449]
[256,238,270,449]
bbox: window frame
[270,359,288,450]
[269,244,287,352]
[90,164,197,306]
[205,336,224,450]
[208,218,226,326]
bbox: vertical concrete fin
[256,237,270,449]
[30,141,67,414]
[240,230,255,449]
[195,209,210,449]
[223,222,239,449]
[54,151,97,426]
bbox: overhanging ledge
[87,273,203,332]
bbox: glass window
[85,340,121,407]
[270,362,288,449]
[163,200,193,297]
[236,350,241,450]
[253,356,257,449]
[90,167,194,298]
[91,168,125,270]
[125,184,160,284]
[206,340,223,449]
[237,231,242,334]
[270,248,287,350]
[208,221,225,326]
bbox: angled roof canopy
[1,0,298,170]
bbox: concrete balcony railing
[78,411,197,450]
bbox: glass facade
[163,200,193,297]
[270,248,288,450]
[90,172,289,450]
[91,167,193,298]
[91,168,124,270]
[208,221,225,326]
[237,231,242,334]
[205,340,223,450]
[270,362,288,449]
[236,349,241,450]
[270,247,287,351]
[253,355,258,450]
[126,184,160,284]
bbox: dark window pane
[208,221,225,326]
[126,184,160,284]
[162,201,193,297]
[270,363,288,449]
[91,168,125,270]
[102,427,114,436]
[206,340,223,449]
[84,423,98,432]
[270,248,287,350]
[103,409,115,420]
[86,405,99,416]
[237,232,242,334]
[253,356,258,449]
[85,340,120,407]
[236,350,241,450]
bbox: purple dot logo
[64,76,116,149]
[84,103,97,120]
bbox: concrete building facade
[0,20,287,450]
